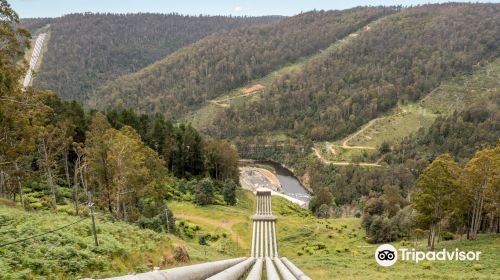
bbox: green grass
[153,191,500,279]
[274,196,499,279]
[2,191,499,279]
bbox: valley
[1,2,499,279]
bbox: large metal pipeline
[255,221,261,257]
[273,257,297,280]
[251,221,256,257]
[265,257,280,280]
[268,220,274,258]
[259,221,265,257]
[100,257,247,280]
[206,257,256,280]
[272,222,278,257]
[264,221,269,257]
[280,258,312,280]
[245,258,263,280]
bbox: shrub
[172,246,189,263]
[194,178,215,205]
[400,240,411,246]
[442,231,454,241]
[222,179,238,205]
[422,262,432,270]
[472,264,483,271]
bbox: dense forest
[29,13,279,102]
[215,3,499,141]
[90,7,395,117]
[2,1,241,229]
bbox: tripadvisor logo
[375,244,482,267]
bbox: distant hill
[24,13,280,102]
[214,3,499,141]
[89,7,395,117]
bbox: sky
[10,0,500,18]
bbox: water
[256,161,311,202]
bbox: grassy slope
[0,201,233,279]
[315,58,500,163]
[1,191,499,279]
[183,21,382,133]
[170,192,500,279]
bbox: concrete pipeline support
[101,257,247,280]
[280,258,312,280]
[265,257,280,280]
[273,257,297,280]
[246,258,263,280]
[206,257,256,280]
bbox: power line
[0,216,87,248]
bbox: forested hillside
[215,3,499,141]
[29,13,279,102]
[90,7,395,117]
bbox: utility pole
[88,191,99,247]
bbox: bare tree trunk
[0,170,5,197]
[428,223,436,250]
[63,149,71,187]
[41,139,57,202]
[73,158,80,215]
[14,161,24,206]
[497,215,500,234]
[469,187,485,240]
[122,200,128,222]
[80,164,88,195]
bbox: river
[256,161,311,202]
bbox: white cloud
[233,6,243,12]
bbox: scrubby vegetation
[0,203,182,279]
